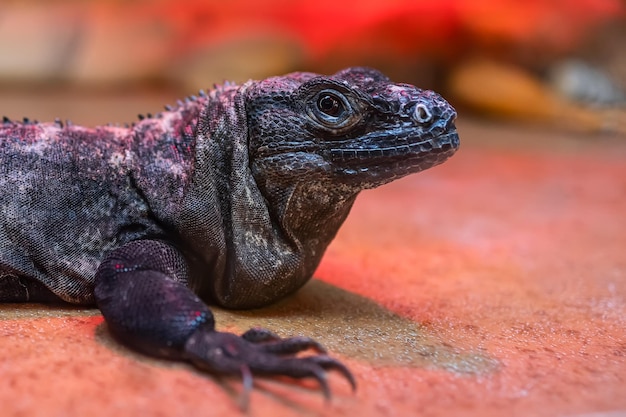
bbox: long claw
[184,327,356,405]
[311,367,331,401]
[239,364,253,411]
[308,356,357,392]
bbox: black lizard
[0,67,459,400]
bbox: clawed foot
[184,326,356,407]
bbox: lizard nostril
[413,103,433,124]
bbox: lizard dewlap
[0,67,458,400]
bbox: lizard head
[246,67,459,194]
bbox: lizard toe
[183,328,354,401]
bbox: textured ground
[0,94,625,417]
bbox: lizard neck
[172,84,357,308]
[253,177,358,259]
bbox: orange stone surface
[1,116,625,416]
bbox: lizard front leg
[94,240,355,402]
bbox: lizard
[0,67,459,401]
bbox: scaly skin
[0,67,459,404]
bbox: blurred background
[0,0,624,131]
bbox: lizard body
[0,67,459,399]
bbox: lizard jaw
[327,129,459,188]
[328,130,459,161]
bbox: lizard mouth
[328,130,460,164]
[324,129,459,186]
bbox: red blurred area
[135,0,623,57]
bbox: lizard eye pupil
[317,94,343,117]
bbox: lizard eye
[310,89,354,128]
